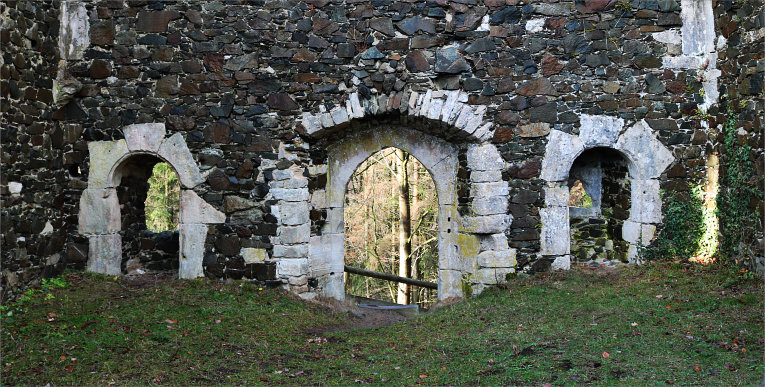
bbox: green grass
[2,263,763,385]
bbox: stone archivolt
[79,123,224,279]
[300,88,495,142]
[539,116,675,270]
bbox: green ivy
[647,186,706,261]
[717,107,759,265]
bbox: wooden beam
[344,265,437,289]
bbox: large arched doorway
[309,127,460,302]
[344,147,439,306]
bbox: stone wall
[2,0,761,301]
[1,1,71,301]
[712,0,764,273]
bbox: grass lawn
[2,262,762,385]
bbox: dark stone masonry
[1,0,763,302]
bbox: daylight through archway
[344,147,439,306]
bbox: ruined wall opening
[568,148,631,264]
[344,147,439,307]
[114,155,180,274]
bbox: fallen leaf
[164,319,178,324]
[693,365,701,371]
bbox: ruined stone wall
[3,0,758,300]
[0,1,75,301]
[712,0,764,273]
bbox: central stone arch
[312,127,461,301]
[292,88,516,302]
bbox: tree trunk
[396,149,412,304]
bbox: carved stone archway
[285,88,516,301]
[78,123,224,278]
[539,116,675,269]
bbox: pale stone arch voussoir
[300,88,495,142]
[78,123,224,279]
[539,116,674,270]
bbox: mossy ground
[2,262,762,385]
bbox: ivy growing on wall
[717,107,760,266]
[647,186,706,261]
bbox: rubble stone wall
[2,0,762,301]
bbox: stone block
[475,268,504,284]
[278,201,310,226]
[86,234,121,275]
[629,179,662,223]
[301,112,323,136]
[578,114,624,148]
[477,250,516,268]
[276,258,309,277]
[471,196,508,216]
[544,183,570,207]
[470,181,509,198]
[438,231,468,271]
[479,233,510,252]
[59,1,90,60]
[551,255,571,270]
[179,224,208,279]
[661,55,703,69]
[470,170,503,183]
[474,123,495,142]
[540,207,570,255]
[78,188,120,234]
[278,224,311,245]
[437,205,460,234]
[223,195,257,212]
[271,188,309,202]
[311,190,327,209]
[540,130,584,182]
[627,245,644,264]
[680,0,715,56]
[622,220,656,245]
[8,181,22,195]
[616,120,674,179]
[438,269,465,300]
[320,271,346,301]
[309,233,344,276]
[180,190,226,224]
[124,123,166,153]
[461,214,512,234]
[157,133,204,188]
[241,248,268,264]
[273,244,309,259]
[87,139,129,189]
